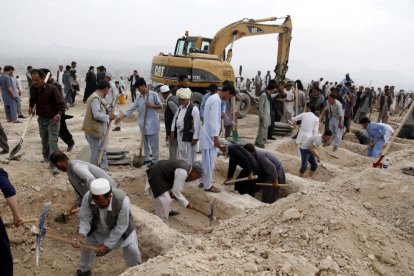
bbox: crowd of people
[1,63,413,275]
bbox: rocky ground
[1,91,413,276]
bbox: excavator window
[175,38,196,56]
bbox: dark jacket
[146,160,191,198]
[165,95,179,136]
[29,84,66,118]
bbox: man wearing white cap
[171,88,201,165]
[74,179,141,276]
[145,160,204,222]
[160,85,179,160]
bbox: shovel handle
[224,175,258,185]
[4,218,37,226]
[45,231,98,251]
[256,183,289,187]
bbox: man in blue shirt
[116,78,163,165]
[1,66,20,123]
[359,117,387,158]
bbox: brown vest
[82,91,107,138]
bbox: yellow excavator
[150,16,292,117]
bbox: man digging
[50,151,118,211]
[74,179,141,275]
[299,130,332,177]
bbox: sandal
[204,185,221,193]
[198,183,204,188]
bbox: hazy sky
[2,0,413,88]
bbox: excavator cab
[174,36,212,56]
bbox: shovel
[133,92,150,168]
[8,73,50,160]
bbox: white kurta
[200,93,221,189]
[171,103,201,165]
[292,112,320,145]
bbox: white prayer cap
[177,88,192,99]
[90,178,111,195]
[160,85,170,93]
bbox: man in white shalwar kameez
[171,88,201,165]
[199,84,236,192]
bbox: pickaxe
[32,202,97,266]
[190,199,216,227]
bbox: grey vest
[67,160,117,199]
[87,188,135,239]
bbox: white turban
[177,88,192,99]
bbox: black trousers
[59,116,74,147]
[267,114,275,138]
[131,87,137,102]
[0,217,13,276]
[234,168,256,197]
[0,123,9,151]
[83,89,95,103]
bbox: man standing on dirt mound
[116,78,163,166]
[29,69,66,175]
[82,80,116,170]
[74,179,141,276]
[199,84,236,193]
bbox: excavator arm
[209,16,292,81]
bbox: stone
[362,202,372,210]
[33,186,41,192]
[368,254,376,261]
[281,261,292,274]
[13,259,20,264]
[318,256,339,273]
[270,228,279,244]
[244,262,258,273]
[282,208,301,222]
[219,237,232,247]
[372,261,387,276]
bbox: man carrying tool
[321,94,344,151]
[299,130,332,177]
[171,88,201,165]
[199,84,236,192]
[82,80,116,170]
[359,117,387,158]
[145,160,204,222]
[50,151,118,211]
[29,69,66,175]
[0,168,23,276]
[222,142,261,197]
[160,85,179,160]
[243,143,286,204]
[74,179,141,276]
[292,106,320,152]
[116,78,163,166]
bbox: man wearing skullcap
[145,160,204,222]
[116,78,163,165]
[160,85,179,160]
[171,88,201,165]
[74,179,141,276]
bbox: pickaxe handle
[256,183,289,187]
[224,175,258,185]
[4,218,37,226]
[44,231,99,251]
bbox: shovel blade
[8,140,23,160]
[132,154,145,168]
